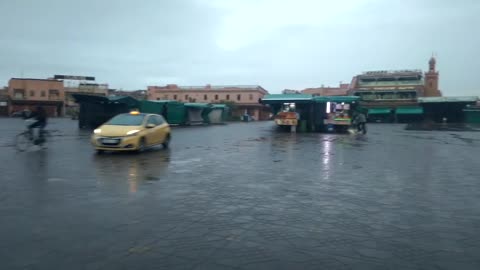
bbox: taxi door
[153,115,169,143]
[144,116,160,145]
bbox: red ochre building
[301,83,350,96]
[8,78,65,117]
[348,57,442,122]
[348,57,441,106]
[147,84,271,120]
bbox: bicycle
[15,120,50,152]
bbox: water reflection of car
[11,109,31,117]
[93,148,171,193]
[91,111,171,154]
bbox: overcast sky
[1,0,479,95]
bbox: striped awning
[396,107,423,115]
[368,108,392,115]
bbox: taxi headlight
[126,130,140,136]
[93,129,101,134]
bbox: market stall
[208,104,229,124]
[184,103,213,125]
[313,96,360,132]
[140,100,187,125]
[73,94,139,129]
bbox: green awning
[396,107,423,115]
[141,100,176,105]
[261,94,313,104]
[313,96,360,103]
[72,94,139,108]
[212,104,228,109]
[368,108,392,115]
[72,94,109,103]
[418,96,478,103]
[184,103,211,109]
[107,96,140,108]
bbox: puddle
[406,123,480,132]
[144,175,160,181]
[170,158,202,165]
[47,178,66,182]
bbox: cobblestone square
[1,118,479,269]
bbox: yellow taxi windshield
[106,114,145,126]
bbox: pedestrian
[162,104,168,120]
[354,110,367,134]
[295,111,300,121]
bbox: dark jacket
[28,108,48,124]
[355,113,367,123]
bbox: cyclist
[25,106,48,144]
[353,110,367,134]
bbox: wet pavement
[1,118,480,270]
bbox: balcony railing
[358,80,423,87]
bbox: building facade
[424,57,442,97]
[8,78,65,117]
[348,70,423,106]
[346,57,442,122]
[65,83,109,106]
[282,89,301,94]
[0,87,9,116]
[301,83,350,96]
[147,84,270,120]
[109,89,147,100]
[348,57,441,109]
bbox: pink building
[147,84,270,120]
[301,83,350,96]
[8,78,65,117]
[0,87,8,116]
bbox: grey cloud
[0,0,479,95]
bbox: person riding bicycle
[25,106,48,144]
[353,110,367,134]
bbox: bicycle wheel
[15,132,32,152]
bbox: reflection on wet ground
[93,149,172,194]
[406,122,480,131]
[1,118,480,269]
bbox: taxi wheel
[162,134,171,149]
[137,138,146,152]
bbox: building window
[226,94,230,100]
[215,94,218,100]
[30,90,35,97]
[249,94,253,100]
[13,89,25,99]
[237,94,241,101]
[204,94,208,100]
[41,91,46,97]
[173,95,177,100]
[49,89,60,100]
[185,94,188,100]
[156,98,160,100]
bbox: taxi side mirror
[146,123,156,128]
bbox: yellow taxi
[91,112,171,153]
